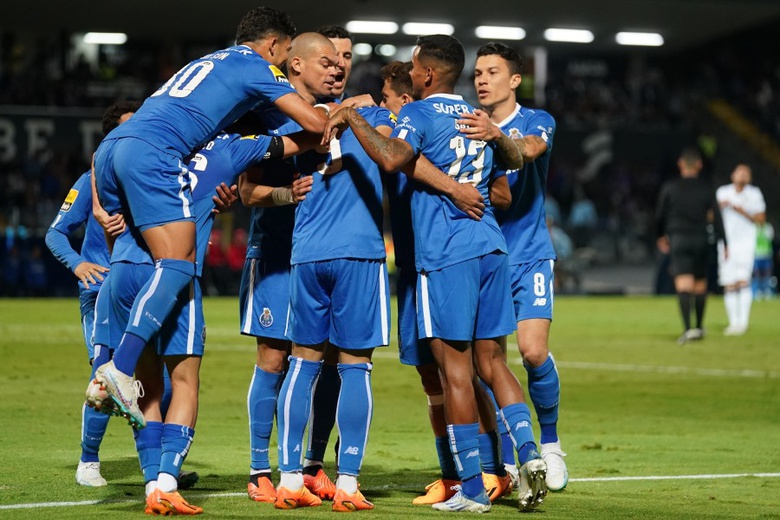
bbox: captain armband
[263,136,284,161]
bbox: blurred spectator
[203,228,231,296]
[567,186,598,247]
[752,221,775,299]
[23,244,49,296]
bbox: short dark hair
[416,34,465,82]
[101,100,142,136]
[679,147,702,165]
[476,42,523,75]
[381,61,413,96]
[236,6,297,44]
[317,25,352,42]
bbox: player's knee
[417,363,443,395]
[521,344,550,368]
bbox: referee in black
[656,148,726,344]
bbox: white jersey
[716,184,765,250]
[716,183,765,285]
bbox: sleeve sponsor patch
[60,189,78,212]
[269,65,289,83]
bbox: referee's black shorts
[669,233,710,278]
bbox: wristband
[314,103,331,115]
[271,186,295,206]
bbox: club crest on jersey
[60,189,78,212]
[508,128,522,139]
[268,65,289,83]
[259,307,274,328]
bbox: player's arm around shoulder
[325,105,412,172]
[521,110,555,163]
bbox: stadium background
[1,0,779,297]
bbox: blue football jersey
[245,108,301,261]
[392,94,507,272]
[112,132,274,274]
[107,46,295,156]
[494,104,557,264]
[291,106,393,265]
[47,172,110,291]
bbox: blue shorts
[94,137,194,232]
[239,256,291,340]
[78,288,99,362]
[109,262,205,357]
[288,259,390,350]
[396,267,434,366]
[91,279,113,357]
[417,253,516,341]
[510,260,555,322]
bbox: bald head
[287,32,340,102]
[290,32,335,60]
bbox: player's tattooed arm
[519,135,548,163]
[457,110,524,169]
[325,106,414,172]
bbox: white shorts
[718,241,755,286]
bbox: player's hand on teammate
[323,106,355,144]
[95,210,126,237]
[74,261,109,290]
[457,110,501,141]
[291,175,313,203]
[451,182,485,221]
[212,183,239,214]
[340,94,376,109]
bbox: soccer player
[239,32,340,504]
[107,122,310,514]
[86,6,328,426]
[465,42,568,491]
[45,101,137,486]
[325,35,547,513]
[656,148,726,343]
[272,62,395,516]
[716,163,766,335]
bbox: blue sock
[447,423,482,498]
[248,365,283,471]
[435,436,459,481]
[335,363,373,476]
[276,357,322,472]
[478,431,505,475]
[112,332,147,377]
[526,354,560,444]
[81,345,112,463]
[81,405,109,463]
[161,365,172,420]
[119,259,195,376]
[134,421,163,483]
[305,363,340,463]
[501,432,516,466]
[500,403,539,465]
[159,423,194,480]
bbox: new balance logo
[465,449,480,459]
[344,446,360,455]
[533,298,547,306]
[515,420,531,431]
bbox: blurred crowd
[1,21,779,296]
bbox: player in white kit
[716,164,766,335]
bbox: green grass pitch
[1,295,779,518]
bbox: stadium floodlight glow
[616,32,664,47]
[83,32,127,45]
[544,28,594,43]
[353,43,373,56]
[402,22,455,36]
[475,26,526,40]
[345,20,399,35]
[376,44,398,57]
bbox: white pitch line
[571,472,780,482]
[2,473,780,510]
